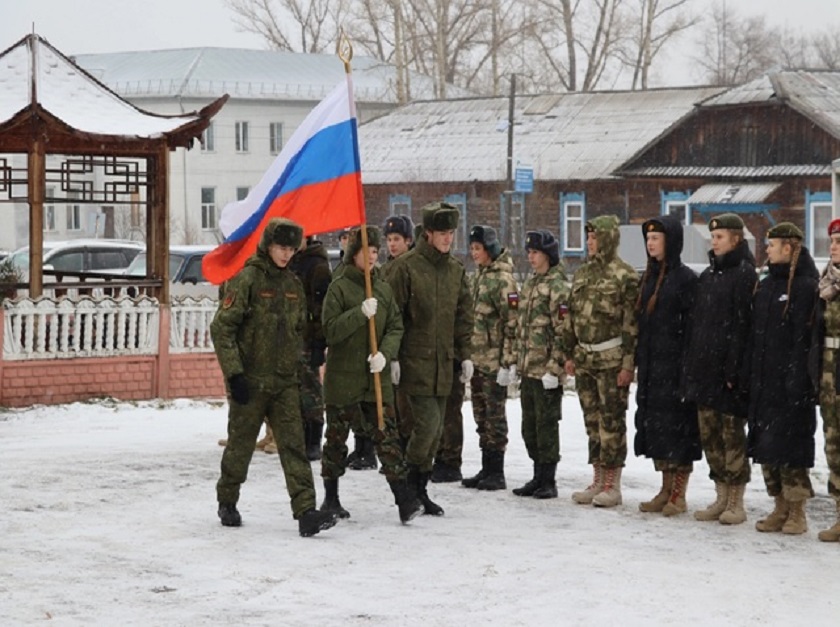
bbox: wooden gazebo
[0,33,227,303]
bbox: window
[661,190,691,225]
[561,192,585,255]
[807,190,833,259]
[235,121,249,153]
[389,194,411,217]
[90,250,128,271]
[444,193,468,253]
[66,191,81,231]
[49,251,84,272]
[45,185,56,231]
[236,186,249,201]
[269,122,283,154]
[201,123,215,152]
[181,257,206,283]
[201,187,216,230]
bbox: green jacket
[322,265,403,407]
[387,237,473,396]
[211,249,305,390]
[515,263,570,379]
[471,249,520,375]
[563,214,639,371]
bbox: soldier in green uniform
[386,202,474,515]
[817,218,840,542]
[319,225,423,523]
[564,214,639,508]
[211,217,339,537]
[511,230,569,498]
[461,225,519,491]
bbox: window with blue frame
[660,190,691,224]
[444,193,468,252]
[389,194,411,218]
[560,192,585,255]
[806,190,833,259]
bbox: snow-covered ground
[2,390,838,626]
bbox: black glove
[228,374,249,406]
[309,346,326,370]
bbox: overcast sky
[2,0,839,88]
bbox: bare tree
[813,27,840,70]
[226,0,349,52]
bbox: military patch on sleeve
[222,292,236,309]
[558,304,569,320]
[259,289,277,299]
[507,292,519,309]
[284,292,299,300]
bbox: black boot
[345,433,362,466]
[349,436,378,470]
[512,462,541,497]
[298,508,339,537]
[306,422,323,461]
[320,478,351,519]
[431,460,463,483]
[217,503,242,527]
[533,462,558,499]
[461,450,488,488]
[411,465,445,516]
[477,450,506,491]
[389,478,424,523]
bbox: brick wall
[167,353,226,399]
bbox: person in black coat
[634,215,700,516]
[748,222,818,535]
[683,213,756,525]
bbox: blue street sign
[515,167,534,193]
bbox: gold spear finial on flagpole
[337,28,353,74]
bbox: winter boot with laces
[217,503,242,527]
[782,498,808,535]
[755,495,789,532]
[718,483,747,525]
[592,466,623,508]
[572,463,603,505]
[477,450,507,491]
[818,499,840,542]
[298,508,339,537]
[694,482,729,521]
[639,471,673,513]
[662,470,690,517]
[513,462,541,497]
[320,478,351,519]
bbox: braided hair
[783,238,802,319]
[635,256,667,316]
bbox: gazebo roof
[0,34,227,153]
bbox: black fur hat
[383,214,415,240]
[525,229,560,267]
[469,225,502,260]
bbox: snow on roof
[0,35,218,139]
[71,47,472,104]
[358,86,724,184]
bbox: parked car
[8,239,144,279]
[125,245,214,283]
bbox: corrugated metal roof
[621,164,833,178]
[72,48,470,104]
[687,182,782,204]
[359,86,724,184]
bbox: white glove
[541,372,560,390]
[459,359,474,384]
[368,352,386,373]
[391,361,401,385]
[496,364,516,387]
[508,364,517,384]
[361,297,378,319]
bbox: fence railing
[2,295,218,360]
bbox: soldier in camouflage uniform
[319,226,423,523]
[289,236,332,461]
[817,218,840,542]
[211,218,338,537]
[511,230,569,499]
[564,214,638,508]
[386,202,474,515]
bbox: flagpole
[338,32,385,431]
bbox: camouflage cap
[346,225,382,260]
[261,217,303,251]
[421,202,460,231]
[469,224,502,260]
[767,221,803,240]
[525,229,560,267]
[708,213,744,231]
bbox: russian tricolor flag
[202,78,365,285]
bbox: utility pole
[504,73,522,268]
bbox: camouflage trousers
[469,371,509,452]
[653,459,693,473]
[217,385,315,519]
[520,377,562,464]
[434,380,466,469]
[818,389,840,499]
[403,394,448,472]
[697,406,751,485]
[299,350,325,425]
[761,464,814,501]
[575,366,628,468]
[321,402,407,482]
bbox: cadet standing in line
[817,218,840,542]
[564,214,638,508]
[287,235,332,461]
[634,216,700,517]
[749,223,819,535]
[211,217,338,537]
[461,225,519,491]
[511,230,569,499]
[386,202,473,516]
[319,225,423,523]
[683,213,756,525]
